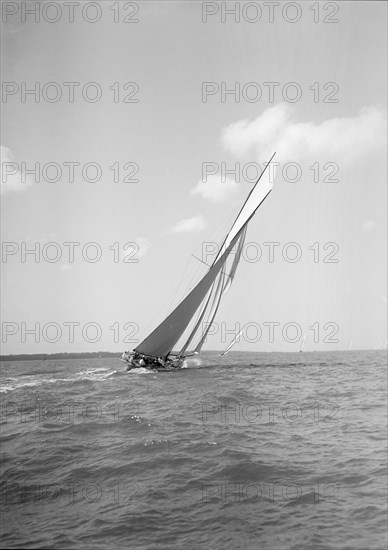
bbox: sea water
[1,351,387,549]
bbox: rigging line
[139,209,236,328]
[165,254,197,316]
[180,208,241,298]
[178,258,206,303]
[165,248,214,319]
[196,226,247,353]
[168,223,232,318]
[179,279,218,355]
[174,211,239,306]
[132,244,198,344]
[185,270,224,354]
[195,267,228,353]
[136,255,195,343]
[137,158,274,350]
[162,175,259,318]
[191,205,240,256]
[192,255,212,267]
[138,221,249,356]
[143,213,217,321]
[182,225,245,352]
[188,233,238,352]
[184,248,235,296]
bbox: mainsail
[134,152,276,359]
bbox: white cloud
[1,146,32,194]
[190,104,386,203]
[190,175,239,202]
[168,216,206,234]
[222,104,387,165]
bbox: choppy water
[1,351,387,550]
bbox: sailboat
[219,326,245,357]
[299,333,306,353]
[121,152,276,371]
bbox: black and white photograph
[1,1,387,548]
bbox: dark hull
[121,353,185,371]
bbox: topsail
[134,153,276,359]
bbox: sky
[1,0,387,354]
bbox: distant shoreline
[0,352,122,361]
[0,349,383,361]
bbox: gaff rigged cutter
[121,152,276,371]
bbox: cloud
[1,146,32,194]
[122,237,150,260]
[168,216,206,234]
[222,104,387,165]
[190,104,386,203]
[190,175,239,202]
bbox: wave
[0,367,117,393]
[73,368,117,382]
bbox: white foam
[74,367,116,381]
[126,367,153,374]
[185,357,202,367]
[0,378,39,393]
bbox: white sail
[299,333,306,352]
[214,152,276,264]
[220,326,245,356]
